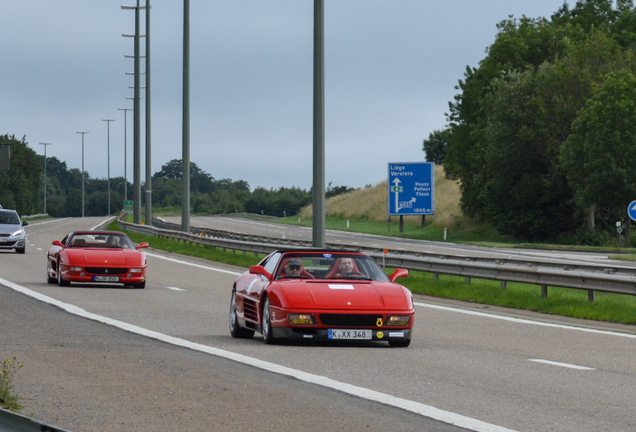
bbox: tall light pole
[182,0,190,233]
[39,142,52,214]
[122,0,143,224]
[312,0,326,248]
[145,0,152,226]
[102,119,115,215]
[76,131,89,217]
[118,107,132,201]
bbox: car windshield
[67,233,135,249]
[274,253,390,282]
[0,211,20,225]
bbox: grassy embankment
[116,166,636,325]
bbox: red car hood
[277,280,409,310]
[64,249,145,267]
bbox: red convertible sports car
[47,231,148,288]
[229,250,414,347]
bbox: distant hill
[300,165,469,228]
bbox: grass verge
[0,357,23,412]
[259,214,514,245]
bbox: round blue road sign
[628,200,636,221]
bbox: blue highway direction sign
[628,200,636,222]
[388,162,434,216]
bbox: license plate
[0,239,7,243]
[328,329,372,340]
[94,276,120,282]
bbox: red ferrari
[47,231,148,288]
[229,250,414,347]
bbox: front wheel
[57,261,70,287]
[133,280,146,289]
[261,296,275,344]
[229,291,254,339]
[46,260,57,284]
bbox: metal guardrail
[21,213,49,219]
[118,218,636,300]
[0,409,72,432]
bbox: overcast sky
[2,1,568,190]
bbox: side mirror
[389,268,409,282]
[249,265,272,280]
[22,221,29,226]
[136,242,149,250]
[52,240,64,248]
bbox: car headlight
[69,267,82,271]
[385,315,410,326]
[12,229,24,237]
[289,314,315,325]
[129,268,143,273]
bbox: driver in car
[283,258,303,278]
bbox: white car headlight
[12,229,24,237]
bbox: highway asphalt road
[1,217,636,432]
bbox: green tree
[444,14,565,218]
[422,128,451,165]
[326,182,355,199]
[442,1,636,239]
[0,135,42,215]
[151,158,214,193]
[561,70,636,228]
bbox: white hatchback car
[0,209,28,254]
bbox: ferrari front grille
[243,298,258,322]
[84,267,128,275]
[319,314,383,327]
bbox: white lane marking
[528,359,595,371]
[25,218,75,238]
[414,302,636,339]
[0,277,518,432]
[144,252,242,276]
[23,218,71,227]
[166,286,186,292]
[91,216,116,231]
[36,248,43,251]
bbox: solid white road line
[414,302,636,339]
[528,359,596,371]
[166,286,186,292]
[0,276,518,432]
[91,216,116,231]
[144,251,242,276]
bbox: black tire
[57,260,70,287]
[261,296,275,344]
[16,247,25,254]
[46,261,57,284]
[229,291,254,339]
[388,339,411,348]
[133,280,146,289]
